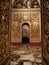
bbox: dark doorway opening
[22,37,29,44]
[22,23,30,45]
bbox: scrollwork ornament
[0,43,6,56]
[44,41,49,58]
[46,41,49,54]
[44,0,49,10]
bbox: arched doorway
[22,23,30,45]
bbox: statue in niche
[12,0,23,8]
[23,0,31,8]
[31,0,39,8]
[23,0,27,8]
[27,0,31,8]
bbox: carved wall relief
[12,0,40,8]
[30,12,41,42]
[11,22,20,42]
[11,8,41,43]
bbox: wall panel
[42,0,49,65]
[0,0,10,65]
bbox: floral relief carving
[31,13,41,42]
[11,21,20,42]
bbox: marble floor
[11,45,42,65]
